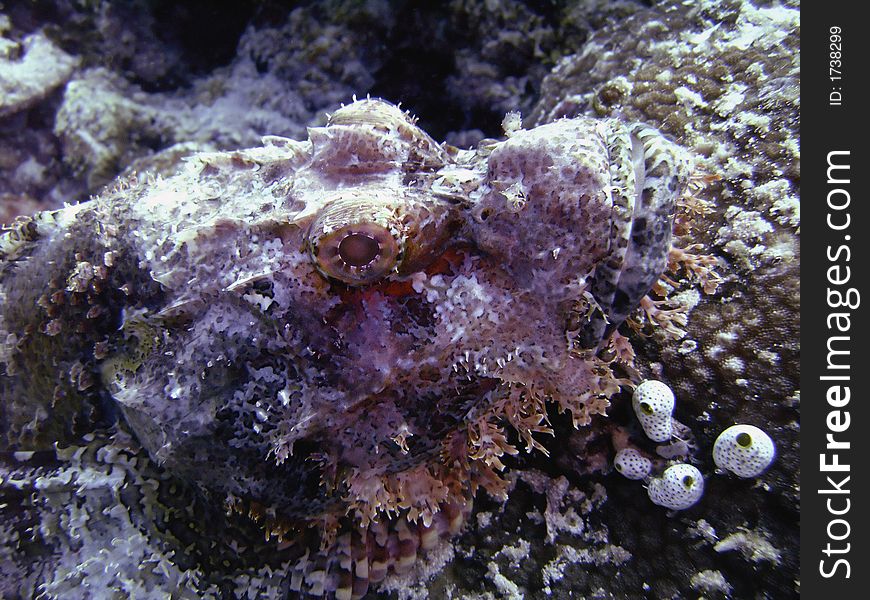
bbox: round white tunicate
[647,463,704,510]
[713,424,775,478]
[632,379,675,442]
[614,448,652,480]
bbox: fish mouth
[606,125,687,331]
[573,122,687,350]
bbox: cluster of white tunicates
[617,380,703,509]
[616,379,777,511]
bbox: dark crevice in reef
[8,0,257,92]
[367,2,505,141]
[148,0,258,83]
[367,0,589,141]
[3,0,633,155]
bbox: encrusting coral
[1,97,716,598]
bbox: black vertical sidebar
[801,3,868,598]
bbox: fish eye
[310,220,401,285]
[338,233,380,267]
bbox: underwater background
[1,1,799,598]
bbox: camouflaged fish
[0,99,692,598]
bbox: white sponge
[632,380,675,442]
[713,424,775,478]
[648,463,704,510]
[614,448,652,480]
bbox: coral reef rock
[0,23,78,119]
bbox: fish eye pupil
[338,233,380,267]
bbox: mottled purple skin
[0,99,692,597]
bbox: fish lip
[630,132,647,204]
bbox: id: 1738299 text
[830,26,843,106]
